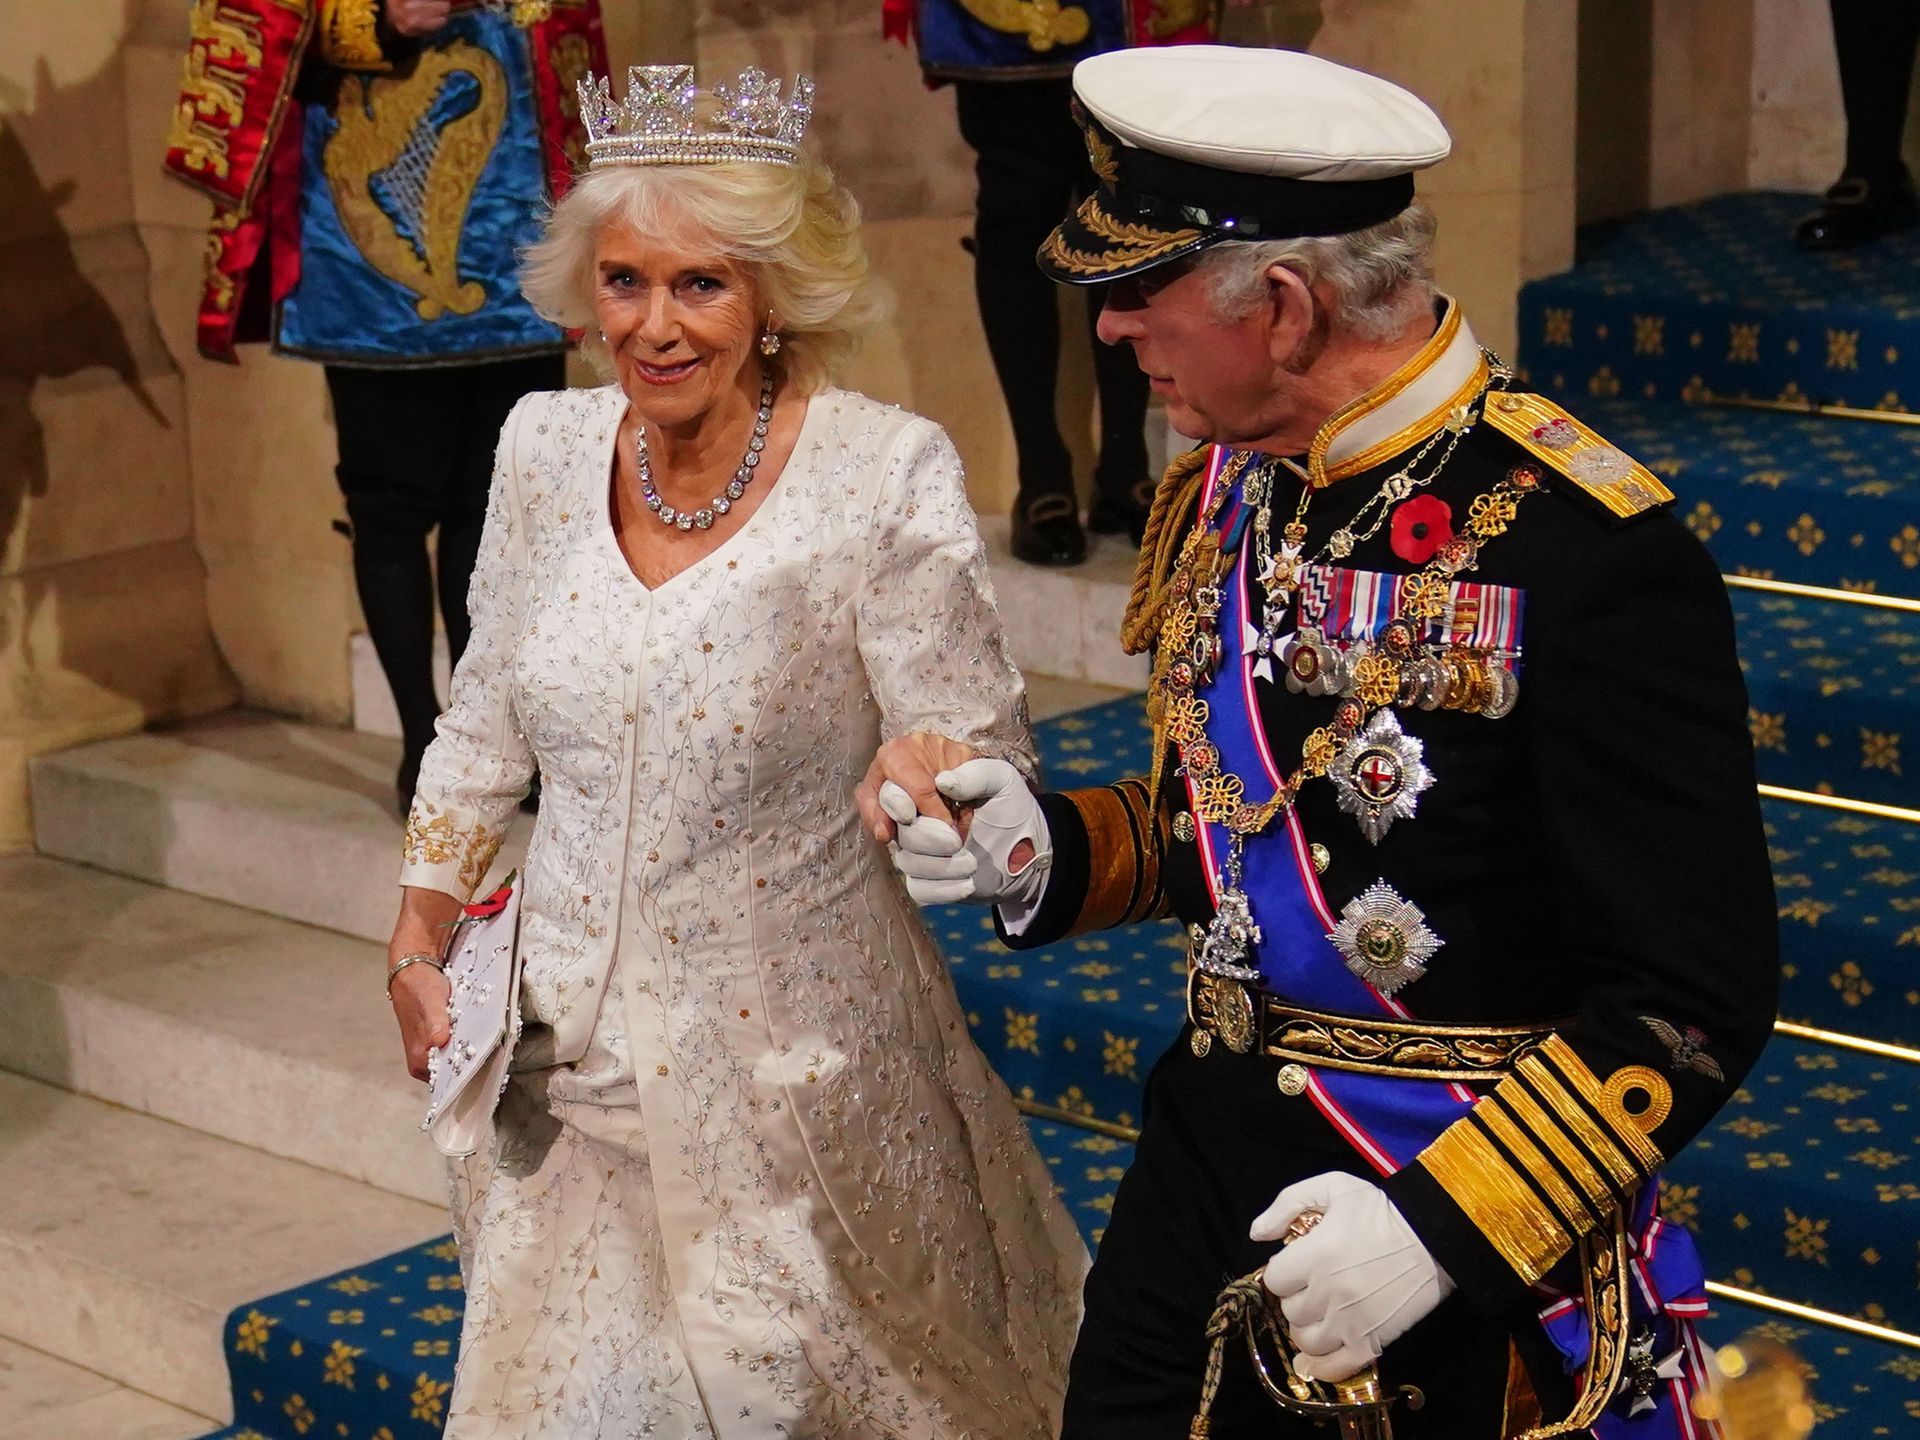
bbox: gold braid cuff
[319,0,389,70]
[1062,778,1168,936]
[1416,1035,1671,1286]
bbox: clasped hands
[855,735,1051,909]
[857,744,1452,1383]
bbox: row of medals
[1162,452,1543,1059]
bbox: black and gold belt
[1186,967,1553,1082]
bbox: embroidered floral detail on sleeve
[403,809,505,898]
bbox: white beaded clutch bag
[422,874,524,1158]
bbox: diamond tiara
[578,64,816,169]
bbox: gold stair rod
[1700,389,1920,428]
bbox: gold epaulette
[1481,391,1673,522]
[1120,445,1212,656]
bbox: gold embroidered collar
[1305,296,1489,489]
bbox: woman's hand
[856,733,981,844]
[391,964,452,1083]
[389,885,465,1082]
[384,0,451,37]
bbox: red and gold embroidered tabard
[163,0,606,362]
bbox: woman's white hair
[1194,199,1439,342]
[520,152,887,395]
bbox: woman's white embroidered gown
[401,385,1087,1439]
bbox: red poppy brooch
[461,871,517,922]
[1390,495,1453,565]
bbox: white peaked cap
[1074,45,1451,181]
[1040,46,1452,282]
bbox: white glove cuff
[967,806,1051,910]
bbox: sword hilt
[1281,1210,1395,1436]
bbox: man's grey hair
[1195,199,1438,342]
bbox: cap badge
[1078,107,1121,187]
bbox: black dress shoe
[1010,491,1087,566]
[1794,175,1920,251]
[396,743,425,821]
[1086,477,1155,545]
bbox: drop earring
[758,313,781,357]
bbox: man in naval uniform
[859,45,1779,1439]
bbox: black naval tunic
[1000,305,1780,1438]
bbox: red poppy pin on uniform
[1390,495,1453,565]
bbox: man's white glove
[1250,1171,1455,1383]
[878,758,1051,909]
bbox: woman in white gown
[382,65,1087,1439]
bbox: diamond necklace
[637,370,775,531]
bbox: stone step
[350,631,450,741]
[0,1070,444,1419]
[0,1337,213,1440]
[34,668,1124,949]
[977,515,1151,692]
[0,855,444,1204]
[29,711,527,945]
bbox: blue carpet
[194,1103,1920,1439]
[1517,191,1920,414]
[1699,1297,1920,1437]
[1581,395,1920,599]
[1662,1031,1920,1334]
[1766,802,1920,1049]
[197,1115,1132,1440]
[196,692,1916,1438]
[956,695,1920,1114]
[1733,588,1920,813]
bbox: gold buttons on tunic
[1173,811,1197,843]
[1309,843,1330,875]
[1276,1064,1309,1096]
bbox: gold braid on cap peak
[1120,445,1214,656]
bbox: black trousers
[952,77,1151,509]
[325,353,565,755]
[1061,1035,1572,1439]
[1831,0,1920,186]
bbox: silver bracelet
[386,952,446,999]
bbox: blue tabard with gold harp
[276,8,560,365]
[911,0,1217,81]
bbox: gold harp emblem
[956,0,1092,53]
[324,39,508,321]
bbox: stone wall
[1299,0,1580,362]
[0,0,237,849]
